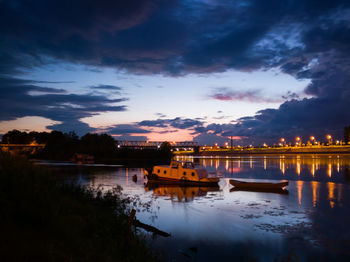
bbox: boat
[229,179,288,190]
[145,161,220,186]
[229,187,288,195]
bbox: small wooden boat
[145,161,220,186]
[229,179,288,190]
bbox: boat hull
[230,187,288,195]
[147,174,220,187]
[229,179,288,190]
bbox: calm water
[49,154,350,261]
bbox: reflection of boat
[145,183,220,202]
[145,161,219,186]
[230,187,288,195]
[229,179,288,190]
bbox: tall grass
[0,152,157,261]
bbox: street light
[326,135,332,144]
[296,136,301,146]
[310,136,315,145]
[280,138,285,147]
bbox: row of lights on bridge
[212,134,344,148]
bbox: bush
[0,152,156,261]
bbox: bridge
[116,141,198,149]
[0,141,199,154]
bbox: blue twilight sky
[0,0,349,145]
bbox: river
[42,154,350,261]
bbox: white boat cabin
[152,161,209,181]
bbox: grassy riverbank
[0,152,157,261]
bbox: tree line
[1,130,172,163]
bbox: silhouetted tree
[160,142,172,159]
[2,130,29,144]
[40,131,79,160]
[2,130,51,144]
[80,133,117,158]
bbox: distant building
[345,126,350,143]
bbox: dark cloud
[0,75,127,135]
[209,88,281,103]
[106,124,151,135]
[89,85,122,91]
[156,130,178,134]
[3,0,346,75]
[281,91,300,100]
[114,135,148,141]
[193,133,228,146]
[155,112,167,118]
[0,0,350,139]
[194,96,350,145]
[138,117,204,129]
[47,119,95,135]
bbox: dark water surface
[46,154,350,261]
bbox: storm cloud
[138,117,204,130]
[0,75,127,135]
[209,88,282,103]
[1,0,350,140]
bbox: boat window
[157,169,160,173]
[191,172,195,176]
[183,162,194,169]
[183,172,186,175]
[164,170,167,174]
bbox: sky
[0,0,349,145]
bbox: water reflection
[46,154,350,261]
[176,154,350,183]
[145,183,220,202]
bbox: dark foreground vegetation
[0,152,157,261]
[1,130,172,164]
